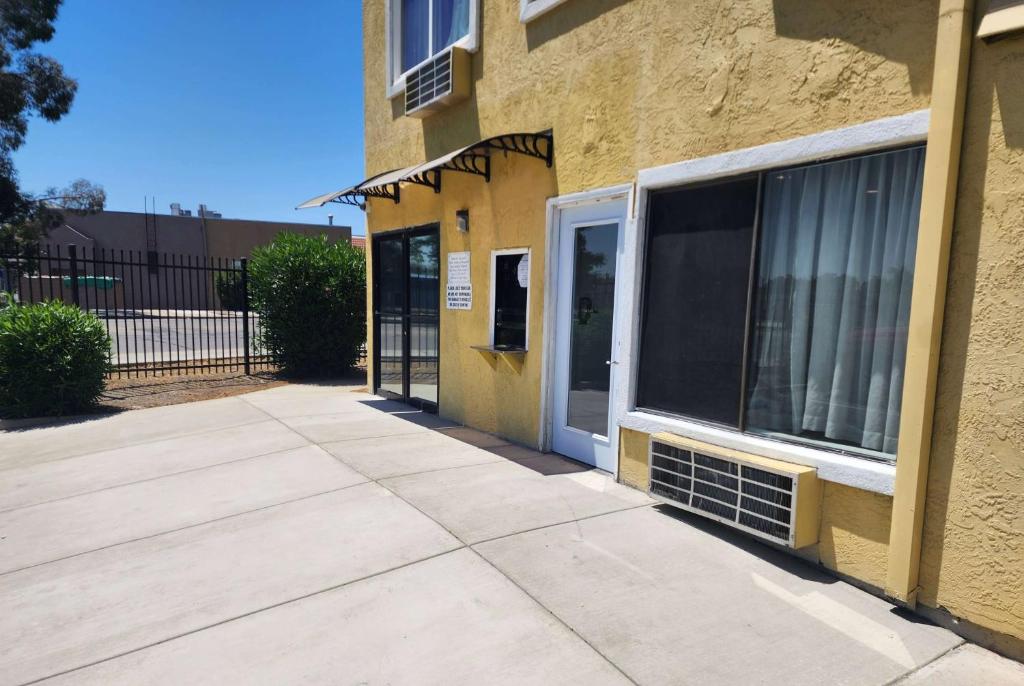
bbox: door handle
[606,360,619,366]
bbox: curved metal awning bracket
[481,131,553,168]
[405,168,442,193]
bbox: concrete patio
[2,382,1021,685]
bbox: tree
[0,178,105,253]
[0,1,105,252]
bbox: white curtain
[745,147,925,455]
[442,0,470,48]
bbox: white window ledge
[520,0,571,23]
[619,410,897,495]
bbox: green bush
[248,233,366,377]
[215,270,245,311]
[0,300,111,418]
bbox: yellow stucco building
[303,0,1024,659]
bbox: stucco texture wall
[917,33,1024,652]
[363,0,937,442]
[364,0,936,184]
[366,153,556,446]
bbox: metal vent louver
[404,47,470,118]
[649,433,820,548]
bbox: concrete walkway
[1,383,1020,685]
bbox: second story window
[400,0,470,73]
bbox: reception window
[636,146,926,460]
[491,249,530,350]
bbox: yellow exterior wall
[366,154,556,446]
[363,0,936,183]
[357,0,1024,643]
[618,428,650,492]
[363,0,937,445]
[817,483,893,591]
[916,31,1024,651]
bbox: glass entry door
[372,225,440,412]
[551,199,627,471]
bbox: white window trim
[385,0,480,99]
[613,110,931,495]
[490,247,531,350]
[519,0,571,23]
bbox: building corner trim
[886,0,975,606]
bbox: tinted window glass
[567,223,619,436]
[635,177,758,426]
[494,253,528,349]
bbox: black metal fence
[0,244,274,378]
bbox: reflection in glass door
[376,234,405,398]
[408,232,440,406]
[567,224,618,435]
[551,198,627,472]
[372,226,440,412]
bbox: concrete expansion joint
[882,642,964,686]
[14,545,463,686]
[0,482,367,579]
[238,395,649,686]
[1,414,273,471]
[0,441,318,516]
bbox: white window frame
[612,110,931,495]
[519,0,572,23]
[490,248,531,350]
[385,0,480,99]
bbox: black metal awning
[297,130,553,210]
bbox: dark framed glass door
[372,225,440,412]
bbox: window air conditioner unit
[648,433,821,549]
[405,47,470,118]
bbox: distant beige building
[34,209,353,309]
[45,208,351,260]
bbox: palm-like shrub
[0,299,111,417]
[248,233,366,377]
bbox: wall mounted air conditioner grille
[649,434,820,548]
[404,48,470,118]
[406,53,452,111]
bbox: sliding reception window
[491,248,530,350]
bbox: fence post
[68,244,80,307]
[241,257,251,375]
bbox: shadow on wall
[525,0,633,51]
[772,0,937,95]
[917,36,1023,653]
[995,46,1024,149]
[420,96,484,160]
[815,482,892,591]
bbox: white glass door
[551,199,626,471]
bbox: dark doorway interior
[372,225,440,412]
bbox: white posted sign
[446,251,472,310]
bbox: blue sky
[12,0,366,234]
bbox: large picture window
[397,0,471,74]
[636,146,926,459]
